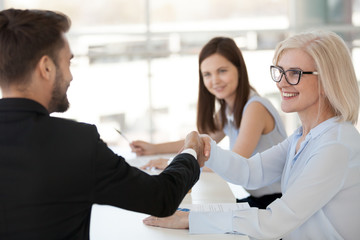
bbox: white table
[90,154,249,240]
[90,205,248,240]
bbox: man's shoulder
[47,116,99,137]
[50,116,92,126]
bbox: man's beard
[48,68,70,113]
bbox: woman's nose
[211,74,220,84]
[277,74,289,87]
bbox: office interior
[1,0,359,153]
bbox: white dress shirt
[189,117,360,240]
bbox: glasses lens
[271,67,282,82]
[285,70,301,85]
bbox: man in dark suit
[0,8,209,240]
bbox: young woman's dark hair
[196,37,255,133]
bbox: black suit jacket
[0,98,200,240]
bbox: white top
[190,117,360,240]
[223,93,287,197]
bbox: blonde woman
[143,30,360,239]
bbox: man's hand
[184,131,211,167]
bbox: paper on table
[181,202,250,212]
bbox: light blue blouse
[223,94,286,152]
[190,117,360,239]
[223,93,287,197]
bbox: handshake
[183,131,211,167]
[130,131,212,169]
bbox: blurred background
[1,0,360,153]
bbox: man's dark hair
[0,9,71,87]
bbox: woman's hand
[143,211,189,229]
[140,158,169,170]
[130,140,156,156]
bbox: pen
[115,129,131,143]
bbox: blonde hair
[273,30,359,124]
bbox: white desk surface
[90,205,248,240]
[90,153,249,240]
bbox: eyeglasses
[270,65,318,85]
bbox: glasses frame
[270,65,318,85]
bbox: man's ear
[38,55,55,80]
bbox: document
[181,202,250,212]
